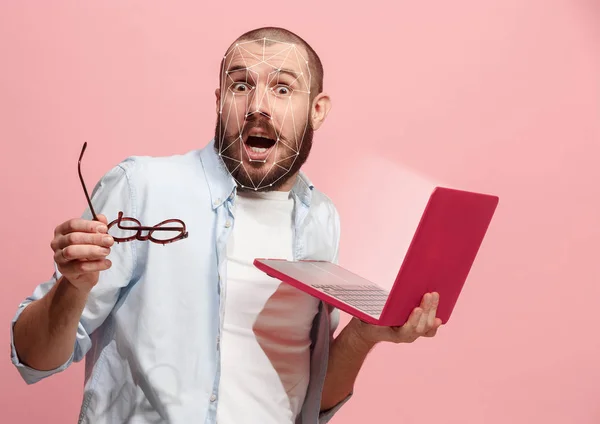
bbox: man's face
[214,38,314,191]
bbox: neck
[236,172,300,194]
[276,172,300,192]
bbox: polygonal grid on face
[217,37,313,191]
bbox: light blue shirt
[10,140,351,423]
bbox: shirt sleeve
[318,204,353,422]
[10,161,137,385]
[318,393,353,423]
[316,303,354,423]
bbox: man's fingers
[406,307,423,330]
[55,218,108,237]
[54,232,114,250]
[427,292,440,328]
[61,259,113,274]
[415,294,432,334]
[56,244,111,264]
[415,309,429,334]
[48,215,113,289]
[425,318,443,337]
[425,328,438,337]
[387,293,442,343]
[392,307,422,341]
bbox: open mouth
[243,132,277,161]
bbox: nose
[247,82,271,120]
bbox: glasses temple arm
[78,142,99,221]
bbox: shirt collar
[199,139,237,209]
[290,170,314,207]
[199,138,314,209]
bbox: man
[10,27,442,423]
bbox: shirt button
[224,221,231,228]
[210,394,217,402]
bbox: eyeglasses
[78,142,189,245]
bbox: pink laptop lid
[254,186,499,327]
[378,187,498,325]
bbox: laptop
[253,186,499,326]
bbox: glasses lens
[148,220,185,243]
[108,217,141,242]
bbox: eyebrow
[225,65,248,75]
[274,68,300,80]
[226,65,300,80]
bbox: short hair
[220,26,324,96]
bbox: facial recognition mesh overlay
[215,37,315,192]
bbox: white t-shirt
[216,190,321,424]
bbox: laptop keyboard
[310,284,389,316]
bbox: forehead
[223,38,311,84]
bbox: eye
[272,85,292,96]
[229,82,253,94]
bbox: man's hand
[13,214,115,371]
[50,214,114,292]
[348,292,443,346]
[320,292,442,411]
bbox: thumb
[96,214,109,225]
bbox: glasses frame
[78,142,189,245]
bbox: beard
[213,113,314,192]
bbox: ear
[215,88,221,115]
[310,92,331,131]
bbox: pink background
[1,1,599,423]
